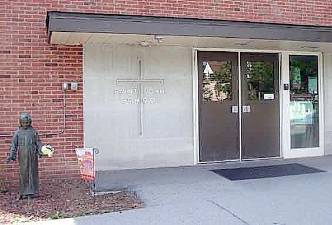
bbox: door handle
[242,105,251,113]
[231,106,239,113]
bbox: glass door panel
[289,55,319,149]
[202,61,233,102]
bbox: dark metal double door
[199,51,280,162]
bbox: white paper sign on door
[264,94,275,100]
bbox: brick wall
[1,0,332,186]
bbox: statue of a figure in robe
[7,112,42,199]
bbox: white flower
[41,145,55,157]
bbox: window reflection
[245,61,274,101]
[202,61,232,102]
[290,55,319,148]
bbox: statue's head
[19,112,32,129]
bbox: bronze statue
[7,112,42,199]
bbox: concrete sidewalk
[28,156,332,225]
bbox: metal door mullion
[238,52,242,161]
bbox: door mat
[212,163,325,180]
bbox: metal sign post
[91,148,99,198]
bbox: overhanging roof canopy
[47,11,332,44]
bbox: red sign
[75,148,95,181]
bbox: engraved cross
[116,59,164,137]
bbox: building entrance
[198,51,280,162]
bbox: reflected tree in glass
[289,55,319,148]
[245,61,274,100]
[202,61,232,102]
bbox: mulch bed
[0,179,143,224]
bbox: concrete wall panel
[324,54,332,155]
[84,44,194,170]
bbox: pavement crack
[207,200,252,225]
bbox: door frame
[193,48,324,164]
[281,52,324,158]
